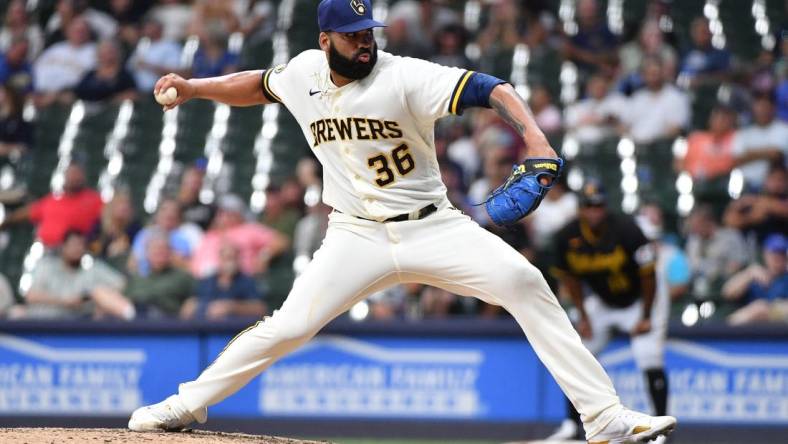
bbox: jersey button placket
[331,94,374,218]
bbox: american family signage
[0,332,786,424]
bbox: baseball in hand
[155,86,178,106]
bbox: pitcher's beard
[328,42,377,80]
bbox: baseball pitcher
[129,1,676,442]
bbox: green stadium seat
[29,104,71,197]
[269,111,311,184]
[671,0,706,50]
[719,1,761,61]
[119,97,165,212]
[174,99,215,164]
[692,174,731,216]
[240,37,274,71]
[573,138,624,207]
[479,47,514,83]
[528,47,562,101]
[766,0,784,22]
[635,138,678,214]
[72,103,120,186]
[289,0,320,55]
[690,82,722,131]
[225,106,264,200]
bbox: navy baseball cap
[318,0,386,33]
[579,178,608,206]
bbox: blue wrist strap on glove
[484,157,565,226]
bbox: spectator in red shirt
[0,162,102,247]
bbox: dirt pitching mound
[0,428,330,444]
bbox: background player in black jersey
[546,179,670,443]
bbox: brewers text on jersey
[309,117,403,146]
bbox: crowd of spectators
[0,0,785,327]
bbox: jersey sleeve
[621,218,657,272]
[399,57,471,121]
[261,50,320,106]
[261,64,286,104]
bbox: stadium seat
[28,104,71,197]
[636,138,678,215]
[173,99,215,165]
[528,47,563,102]
[671,0,706,50]
[224,105,264,200]
[118,97,165,211]
[73,104,120,186]
[573,138,625,207]
[719,1,760,61]
[692,174,731,217]
[690,82,722,131]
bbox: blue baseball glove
[484,157,564,226]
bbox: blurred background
[0,0,786,443]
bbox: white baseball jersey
[171,48,630,440]
[261,49,472,220]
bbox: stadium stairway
[118,97,165,211]
[224,105,265,201]
[74,103,120,187]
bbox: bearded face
[327,35,378,80]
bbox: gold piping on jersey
[202,319,263,372]
[261,68,282,103]
[449,70,474,115]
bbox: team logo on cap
[350,0,366,15]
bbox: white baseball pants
[178,203,624,436]
[582,274,671,370]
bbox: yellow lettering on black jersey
[566,245,628,273]
[566,246,632,293]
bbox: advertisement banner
[0,333,200,416]
[207,334,564,421]
[1,329,786,425]
[601,339,788,425]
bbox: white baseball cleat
[128,394,207,432]
[587,409,676,444]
